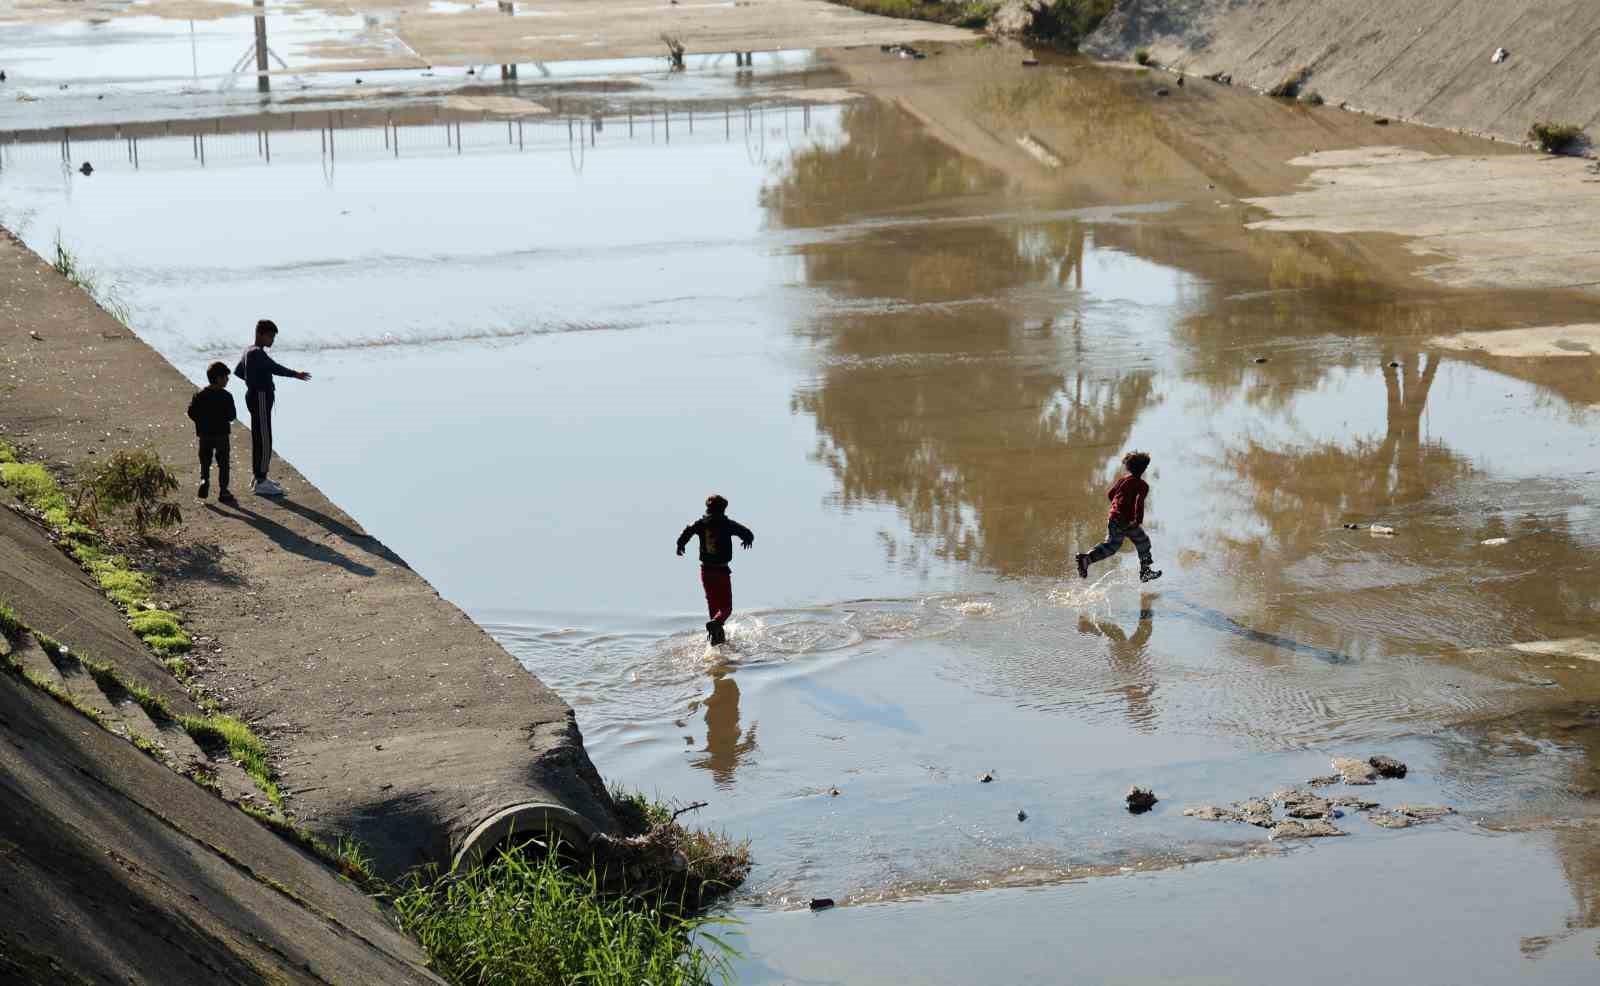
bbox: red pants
[701,566,733,623]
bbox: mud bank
[0,227,617,877]
[1086,0,1600,147]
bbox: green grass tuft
[0,462,68,516]
[392,846,738,986]
[180,713,281,807]
[335,836,379,887]
[0,440,15,464]
[33,633,64,658]
[0,600,23,639]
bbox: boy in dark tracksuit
[1076,451,1162,583]
[187,361,238,504]
[676,495,755,645]
[235,319,310,497]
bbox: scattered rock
[1177,75,1184,87]
[0,71,6,83]
[1017,809,1028,821]
[79,162,93,176]
[1368,755,1408,778]
[1253,356,1268,364]
[1368,811,1413,829]
[1327,794,1379,810]
[1274,788,1336,818]
[1331,757,1378,785]
[1395,804,1453,822]
[1021,59,1039,68]
[1491,47,1509,64]
[1480,537,1510,546]
[1369,525,1396,537]
[988,0,1047,40]
[809,898,835,911]
[828,787,841,797]
[1155,87,1170,97]
[28,330,42,341]
[1183,804,1242,822]
[1126,787,1158,813]
[979,772,994,784]
[1388,360,1401,367]
[1306,773,1342,787]
[1270,819,1346,839]
[1234,798,1275,827]
[1374,117,1390,126]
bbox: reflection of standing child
[1076,451,1162,583]
[676,495,755,646]
[186,361,238,504]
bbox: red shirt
[1107,475,1149,526]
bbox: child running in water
[1076,451,1162,583]
[676,494,755,646]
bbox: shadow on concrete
[144,537,247,589]
[272,497,410,570]
[204,502,376,577]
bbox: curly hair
[705,494,729,515]
[1121,451,1151,476]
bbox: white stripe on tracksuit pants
[247,390,274,483]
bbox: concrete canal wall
[1085,0,1600,146]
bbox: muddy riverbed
[2,17,1598,981]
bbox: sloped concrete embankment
[0,662,446,985]
[1085,0,1600,145]
[0,227,616,877]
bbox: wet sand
[1,28,1598,982]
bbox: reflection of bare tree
[765,102,1160,574]
[692,673,756,789]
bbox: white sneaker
[254,478,285,497]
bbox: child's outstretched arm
[730,520,755,549]
[675,521,700,557]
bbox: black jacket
[235,346,300,394]
[187,387,237,439]
[677,514,754,567]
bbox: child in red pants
[676,494,755,645]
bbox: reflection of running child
[676,495,755,646]
[1076,451,1163,583]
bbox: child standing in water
[676,495,755,645]
[1076,451,1162,583]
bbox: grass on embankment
[393,843,739,986]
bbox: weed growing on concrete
[0,444,195,666]
[20,668,103,723]
[180,713,282,808]
[51,234,132,325]
[33,632,64,659]
[129,732,171,763]
[1528,121,1585,154]
[84,659,173,721]
[75,447,183,535]
[187,765,224,796]
[392,844,738,986]
[0,600,23,639]
[335,836,379,887]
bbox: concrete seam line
[451,802,597,873]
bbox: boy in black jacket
[235,319,310,498]
[187,361,238,503]
[676,494,755,645]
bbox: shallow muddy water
[3,45,1599,980]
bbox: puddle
[2,51,1599,979]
